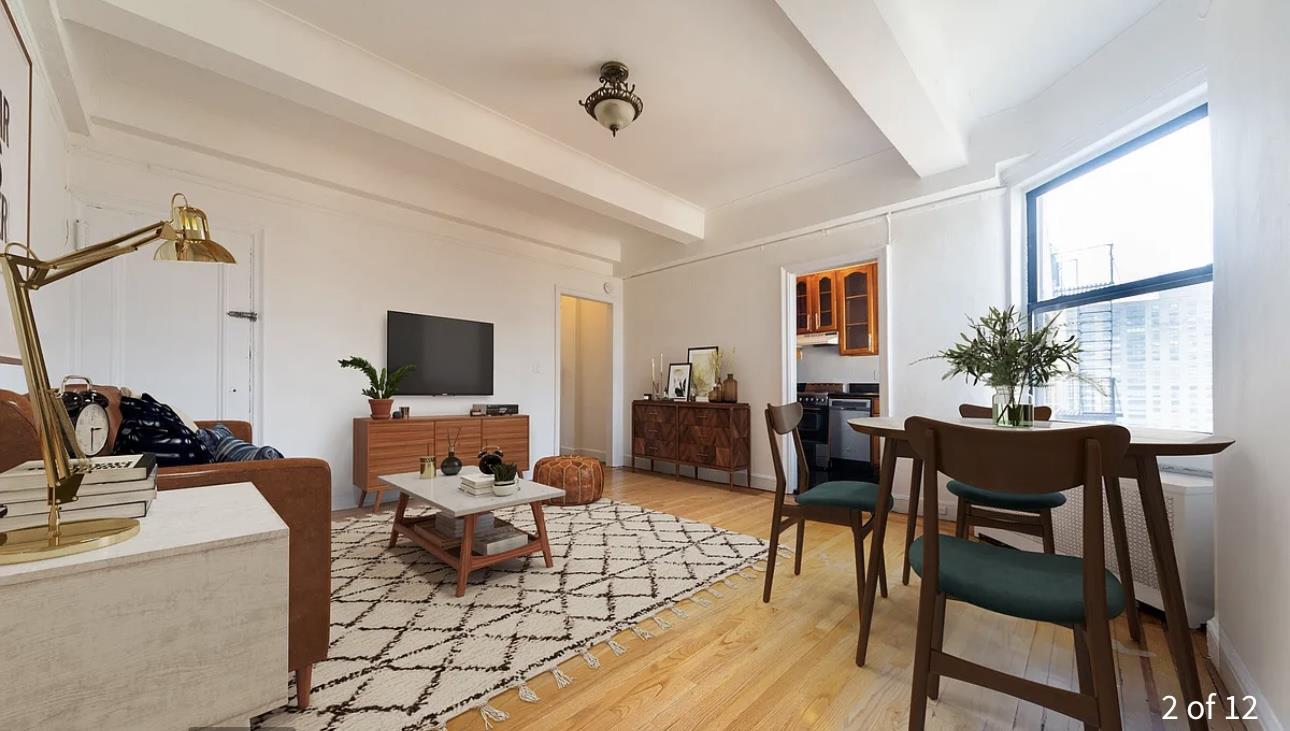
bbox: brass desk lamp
[0,194,235,564]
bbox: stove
[797,382,880,478]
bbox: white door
[68,200,257,423]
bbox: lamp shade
[154,194,236,263]
[592,98,638,135]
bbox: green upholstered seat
[796,480,893,512]
[947,479,1067,511]
[909,536,1125,624]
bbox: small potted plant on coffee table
[338,356,415,419]
[491,463,519,496]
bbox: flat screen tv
[386,311,494,395]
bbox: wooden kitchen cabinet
[795,272,839,334]
[838,262,879,355]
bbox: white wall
[57,135,622,510]
[625,190,1006,491]
[558,296,578,452]
[1209,0,1290,726]
[0,3,70,391]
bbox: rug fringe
[708,586,723,598]
[581,648,601,669]
[552,668,574,688]
[632,625,654,640]
[608,638,628,655]
[518,683,541,703]
[694,595,712,607]
[741,569,757,580]
[752,562,767,572]
[723,576,738,589]
[655,614,671,631]
[672,605,687,618]
[481,704,509,729]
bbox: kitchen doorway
[557,295,613,463]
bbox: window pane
[1037,282,1212,432]
[1033,116,1212,300]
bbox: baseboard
[570,447,608,462]
[1209,619,1283,731]
[626,458,774,491]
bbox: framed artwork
[687,346,719,397]
[666,362,691,401]
[1,0,32,245]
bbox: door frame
[68,191,265,429]
[552,286,623,467]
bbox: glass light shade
[593,98,638,134]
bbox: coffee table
[380,469,565,596]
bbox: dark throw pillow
[113,393,213,467]
[196,423,284,462]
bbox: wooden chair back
[764,402,809,501]
[902,416,1129,639]
[959,403,1053,421]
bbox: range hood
[796,331,839,347]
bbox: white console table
[0,483,289,730]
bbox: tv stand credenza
[352,413,530,511]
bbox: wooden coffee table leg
[531,502,555,568]
[388,492,409,548]
[1136,454,1206,731]
[456,514,477,597]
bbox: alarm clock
[477,446,505,475]
[60,376,112,456]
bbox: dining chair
[904,416,1130,730]
[762,403,891,663]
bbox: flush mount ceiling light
[578,61,643,137]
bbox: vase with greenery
[338,356,415,420]
[922,306,1083,427]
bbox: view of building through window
[1029,108,1213,432]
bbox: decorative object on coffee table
[477,445,504,474]
[338,355,415,420]
[533,454,604,506]
[440,428,463,475]
[491,463,519,495]
[419,456,436,479]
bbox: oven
[796,392,831,469]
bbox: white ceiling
[877,0,1165,127]
[259,0,892,209]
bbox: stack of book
[0,454,158,532]
[413,511,531,556]
[459,472,495,496]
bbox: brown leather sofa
[0,387,330,709]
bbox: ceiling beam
[774,0,968,177]
[58,0,705,243]
[13,0,91,134]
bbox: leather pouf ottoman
[533,455,604,506]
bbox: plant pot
[492,481,518,497]
[368,398,394,419]
[991,386,1034,428]
[441,450,462,476]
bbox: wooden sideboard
[353,414,530,510]
[630,400,750,487]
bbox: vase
[991,386,1034,428]
[441,450,462,476]
[721,373,738,403]
[709,383,723,402]
[368,398,393,419]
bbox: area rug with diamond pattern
[254,498,771,730]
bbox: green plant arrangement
[338,355,415,419]
[491,462,519,487]
[921,306,1085,426]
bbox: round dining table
[849,415,1233,731]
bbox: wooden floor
[338,468,1238,730]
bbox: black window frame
[1026,103,1212,318]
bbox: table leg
[856,435,898,667]
[456,514,477,597]
[388,492,409,548]
[1105,475,1143,643]
[1135,454,1206,731]
[902,458,922,586]
[531,502,555,568]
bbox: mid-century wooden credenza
[352,414,530,510]
[630,400,750,487]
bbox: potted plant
[338,356,415,420]
[491,463,519,496]
[922,306,1085,427]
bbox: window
[1027,105,1212,432]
